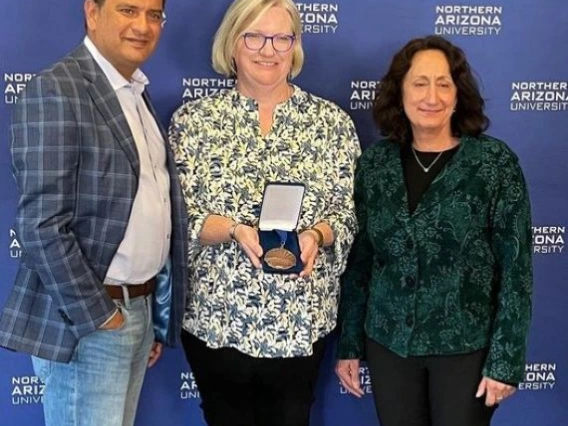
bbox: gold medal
[264,247,297,270]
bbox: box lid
[259,182,305,231]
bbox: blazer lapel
[413,136,482,217]
[73,44,140,176]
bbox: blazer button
[405,276,415,288]
[58,309,74,326]
[405,315,414,327]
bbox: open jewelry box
[258,182,305,274]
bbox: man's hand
[148,342,163,368]
[99,309,125,330]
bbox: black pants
[181,330,326,426]
[366,338,497,426]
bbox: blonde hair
[212,0,304,78]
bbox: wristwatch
[302,227,324,247]
[228,222,241,240]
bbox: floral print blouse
[337,135,533,383]
[169,85,360,357]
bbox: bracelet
[303,227,324,247]
[228,223,242,240]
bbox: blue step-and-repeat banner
[1,1,566,425]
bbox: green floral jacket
[337,135,533,384]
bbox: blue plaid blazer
[0,44,188,362]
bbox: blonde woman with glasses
[169,0,360,425]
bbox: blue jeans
[32,294,154,426]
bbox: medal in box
[258,182,305,274]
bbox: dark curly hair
[373,35,489,145]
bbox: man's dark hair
[92,0,167,6]
[373,35,489,145]
[85,0,167,31]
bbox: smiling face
[233,6,295,95]
[85,0,164,79]
[402,49,458,139]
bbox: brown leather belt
[104,278,156,300]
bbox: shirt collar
[84,36,149,95]
[228,84,306,112]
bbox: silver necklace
[411,146,444,173]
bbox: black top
[401,144,460,214]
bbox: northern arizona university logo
[434,5,503,36]
[3,72,34,104]
[9,228,23,259]
[511,82,568,112]
[532,225,565,255]
[180,371,200,400]
[181,77,236,101]
[295,3,339,34]
[11,375,44,405]
[349,80,379,111]
[519,363,557,391]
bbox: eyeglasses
[242,33,296,52]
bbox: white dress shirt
[85,37,171,285]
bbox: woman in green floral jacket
[336,35,532,426]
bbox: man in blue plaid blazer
[0,0,187,425]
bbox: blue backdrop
[1,1,566,425]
